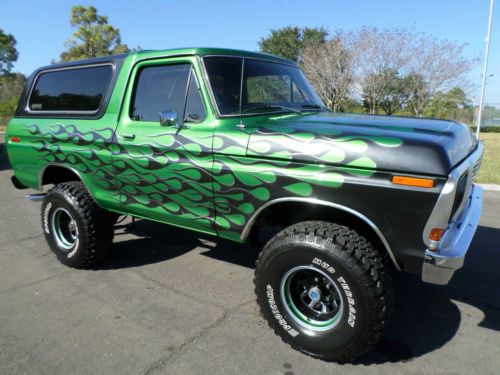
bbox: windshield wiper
[241,104,302,114]
[301,104,331,112]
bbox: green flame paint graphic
[26,123,403,240]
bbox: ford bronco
[6,48,483,362]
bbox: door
[114,57,217,235]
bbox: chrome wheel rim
[50,207,78,251]
[280,266,343,332]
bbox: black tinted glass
[29,65,113,111]
[242,59,322,110]
[204,57,242,115]
[131,64,191,122]
[185,72,205,122]
[246,74,291,103]
[204,57,324,116]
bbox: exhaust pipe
[25,193,45,202]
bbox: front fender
[213,155,443,273]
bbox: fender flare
[38,163,103,208]
[240,197,401,271]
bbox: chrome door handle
[120,133,135,140]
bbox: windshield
[204,56,325,116]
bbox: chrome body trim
[422,143,483,248]
[239,197,401,271]
[422,184,483,285]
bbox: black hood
[246,112,477,176]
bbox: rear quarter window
[28,65,113,112]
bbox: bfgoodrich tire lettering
[254,221,393,362]
[41,181,114,268]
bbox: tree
[361,68,407,115]
[354,27,475,117]
[0,73,26,101]
[0,29,18,74]
[405,36,475,116]
[0,73,26,128]
[0,95,19,121]
[258,26,328,62]
[424,87,473,123]
[60,5,129,62]
[301,35,355,111]
[259,26,476,119]
[379,73,407,115]
[342,98,365,114]
[356,27,412,115]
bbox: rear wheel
[41,181,115,268]
[254,221,393,362]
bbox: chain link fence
[469,103,500,132]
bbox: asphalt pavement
[0,144,499,375]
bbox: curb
[479,184,500,192]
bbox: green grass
[476,133,500,185]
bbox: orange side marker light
[391,176,434,188]
[429,228,445,242]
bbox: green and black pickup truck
[6,48,483,362]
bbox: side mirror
[159,110,190,129]
[159,110,178,127]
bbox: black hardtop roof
[33,47,297,73]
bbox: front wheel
[41,181,115,268]
[254,221,393,362]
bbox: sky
[1,0,498,105]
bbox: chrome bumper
[422,184,483,285]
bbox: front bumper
[422,184,483,285]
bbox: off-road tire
[254,221,393,362]
[41,181,115,268]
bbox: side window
[184,71,206,122]
[131,64,191,122]
[29,65,113,112]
